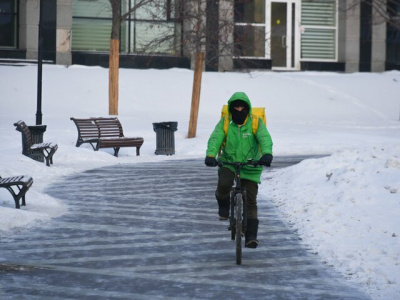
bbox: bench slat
[30,142,58,150]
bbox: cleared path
[0,157,370,299]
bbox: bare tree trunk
[109,38,119,115]
[188,52,204,138]
[109,0,121,115]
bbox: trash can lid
[153,122,178,131]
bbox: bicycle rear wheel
[235,193,243,265]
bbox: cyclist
[205,92,273,248]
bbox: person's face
[233,106,245,112]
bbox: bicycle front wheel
[235,193,243,265]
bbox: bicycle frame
[218,160,259,236]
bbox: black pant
[215,167,259,219]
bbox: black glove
[259,154,273,167]
[205,156,218,167]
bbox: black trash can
[152,122,178,155]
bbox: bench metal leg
[22,194,26,207]
[43,148,56,167]
[4,186,27,209]
[113,147,120,157]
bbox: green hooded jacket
[206,92,273,183]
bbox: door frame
[265,0,301,70]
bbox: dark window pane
[234,25,265,57]
[234,0,265,23]
[0,0,15,13]
[0,0,17,47]
[387,2,400,64]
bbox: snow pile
[263,144,400,299]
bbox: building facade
[0,0,399,72]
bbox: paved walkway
[0,158,370,299]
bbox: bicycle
[217,160,260,265]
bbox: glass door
[266,0,299,70]
[271,2,287,67]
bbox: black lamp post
[15,0,46,163]
[29,0,47,150]
[36,0,44,125]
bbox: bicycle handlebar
[217,160,261,167]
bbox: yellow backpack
[221,105,267,136]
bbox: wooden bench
[14,121,58,167]
[0,175,33,209]
[70,117,144,157]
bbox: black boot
[216,192,229,220]
[245,219,259,248]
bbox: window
[0,0,17,48]
[133,21,181,54]
[300,0,337,60]
[234,0,266,57]
[72,0,182,55]
[126,0,182,54]
[72,0,113,51]
[387,1,400,65]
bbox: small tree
[108,0,154,115]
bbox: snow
[0,64,399,299]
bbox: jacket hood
[228,92,252,116]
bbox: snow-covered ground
[0,64,399,299]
